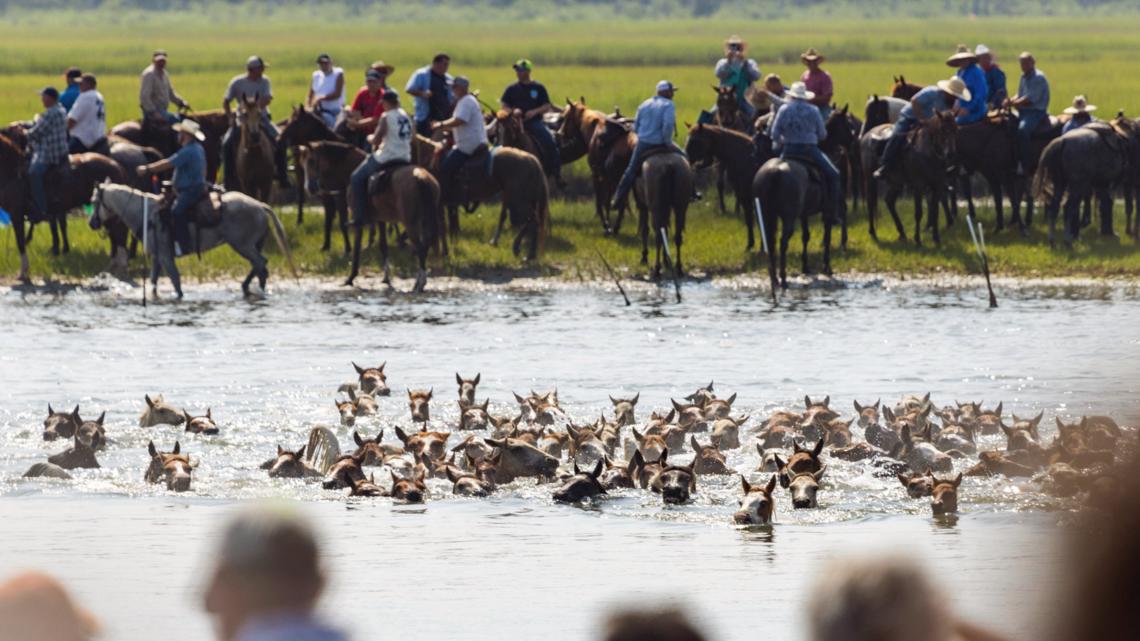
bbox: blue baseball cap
[656,80,678,93]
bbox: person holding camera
[714,35,761,120]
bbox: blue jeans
[350,155,382,224]
[782,143,840,221]
[416,120,433,138]
[144,110,180,125]
[879,115,918,171]
[440,147,475,205]
[524,118,561,178]
[613,141,685,205]
[1017,108,1047,171]
[172,183,207,253]
[28,158,58,217]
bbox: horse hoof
[343,278,355,287]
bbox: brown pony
[412,135,549,259]
[277,104,345,231]
[235,95,275,202]
[890,75,923,100]
[557,98,633,235]
[634,151,693,279]
[492,110,542,165]
[297,140,359,254]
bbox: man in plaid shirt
[26,87,70,220]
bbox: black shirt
[428,71,452,121]
[500,81,551,121]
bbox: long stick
[965,215,998,309]
[595,248,631,306]
[753,198,769,254]
[142,192,149,308]
[658,227,682,304]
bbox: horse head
[683,122,717,169]
[825,105,854,149]
[239,94,264,145]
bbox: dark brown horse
[821,106,859,248]
[710,85,753,216]
[751,153,833,294]
[684,123,768,249]
[952,114,1025,234]
[278,104,345,227]
[286,115,355,254]
[634,152,693,279]
[110,111,227,183]
[0,135,124,280]
[890,75,923,100]
[860,112,958,245]
[557,98,633,235]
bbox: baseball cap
[452,76,470,88]
[366,69,383,81]
[512,58,533,72]
[656,80,678,93]
[382,89,400,103]
[315,53,331,63]
[40,86,60,100]
[64,67,82,80]
[153,49,168,61]
[246,55,267,69]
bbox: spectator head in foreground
[202,504,345,641]
[603,608,707,641]
[0,571,99,641]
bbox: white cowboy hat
[974,44,991,56]
[785,81,815,101]
[936,76,972,102]
[1063,95,1097,115]
[173,119,206,142]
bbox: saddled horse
[633,150,693,278]
[684,123,769,249]
[490,110,558,179]
[557,98,633,235]
[344,164,446,293]
[862,96,909,134]
[752,149,836,293]
[952,113,1024,234]
[1117,116,1140,238]
[110,111,228,183]
[234,95,275,202]
[0,135,125,280]
[860,112,958,245]
[110,113,178,158]
[1033,120,1134,247]
[821,105,859,248]
[890,76,923,100]
[412,135,550,259]
[90,182,294,298]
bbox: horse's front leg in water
[49,217,61,256]
[929,191,941,246]
[60,215,70,254]
[345,224,364,286]
[379,228,391,286]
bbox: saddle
[367,161,412,197]
[1085,121,1128,155]
[450,144,492,210]
[782,155,826,185]
[595,118,632,148]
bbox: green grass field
[1,15,1138,282]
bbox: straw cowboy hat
[936,76,972,102]
[1064,95,1097,115]
[370,60,395,75]
[800,47,824,63]
[725,34,746,49]
[946,44,977,66]
[786,81,815,101]
[173,119,207,142]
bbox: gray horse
[634,152,694,279]
[90,182,294,298]
[1033,120,1134,246]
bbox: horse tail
[1033,136,1065,203]
[263,204,298,280]
[305,425,341,474]
[417,173,444,256]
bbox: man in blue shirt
[500,59,562,186]
[1062,95,1098,134]
[406,53,453,138]
[946,45,987,125]
[24,87,70,221]
[975,45,1007,111]
[873,77,970,179]
[768,82,840,224]
[1007,52,1050,175]
[137,119,208,257]
[59,68,82,112]
[610,80,686,209]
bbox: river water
[1,277,1137,641]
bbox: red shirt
[351,86,386,131]
[800,69,833,102]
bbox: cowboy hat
[173,119,206,142]
[786,81,815,101]
[800,47,824,63]
[946,44,978,66]
[1063,95,1097,115]
[936,76,972,102]
[725,34,746,49]
[370,60,395,75]
[974,44,991,56]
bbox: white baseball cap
[975,44,991,55]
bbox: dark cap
[80,73,97,87]
[432,53,450,64]
[452,75,470,88]
[64,67,82,80]
[152,50,168,61]
[365,69,383,81]
[40,86,60,100]
[316,53,331,63]
[382,89,400,103]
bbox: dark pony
[890,75,923,100]
[952,113,1024,234]
[684,123,769,249]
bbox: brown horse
[0,135,124,280]
[557,98,633,235]
[235,95,275,202]
[890,75,923,100]
[684,123,768,249]
[711,85,753,216]
[277,104,345,227]
[491,110,543,168]
[412,135,549,259]
[294,139,356,254]
[634,151,693,279]
[345,161,446,293]
[952,114,1025,234]
[110,111,227,183]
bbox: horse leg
[823,218,833,276]
[529,215,540,262]
[14,214,29,282]
[321,194,335,252]
[491,202,508,246]
[613,198,627,236]
[912,193,923,247]
[338,194,352,255]
[59,215,69,255]
[638,201,649,266]
[160,251,181,299]
[1098,186,1115,238]
[884,186,907,242]
[345,223,364,286]
[839,192,849,250]
[674,220,684,277]
[448,204,460,240]
[744,193,755,251]
[1061,188,1083,247]
[1081,194,1092,229]
[653,225,662,281]
[779,223,792,289]
[929,190,941,246]
[867,174,879,241]
[49,217,60,256]
[593,175,611,235]
[380,229,392,286]
[716,165,727,214]
[800,212,811,276]
[413,239,428,294]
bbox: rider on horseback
[433,76,489,206]
[799,48,834,119]
[975,45,1008,111]
[500,59,562,187]
[873,77,970,180]
[610,80,686,209]
[24,86,69,223]
[946,45,988,125]
[768,82,841,225]
[140,50,189,124]
[349,90,413,225]
[136,119,208,257]
[344,66,391,149]
[1006,52,1050,176]
[714,35,761,120]
[221,56,290,188]
[1062,95,1098,134]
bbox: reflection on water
[0,280,1133,641]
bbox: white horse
[89,182,295,298]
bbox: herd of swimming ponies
[21,362,1132,523]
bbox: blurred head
[452,76,470,98]
[1019,52,1035,74]
[316,53,331,73]
[245,55,266,78]
[365,68,383,91]
[153,50,168,70]
[431,53,450,75]
[656,80,677,100]
[807,556,953,641]
[603,608,707,641]
[724,34,745,56]
[513,58,532,82]
[79,74,96,92]
[0,571,99,641]
[40,87,59,109]
[764,73,784,94]
[202,504,325,641]
[64,67,82,86]
[382,90,400,108]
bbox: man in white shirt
[349,90,414,224]
[307,53,344,129]
[67,73,108,154]
[432,76,488,205]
